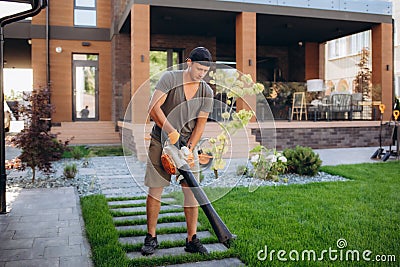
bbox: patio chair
[351,93,363,119]
[316,96,330,121]
[329,93,353,120]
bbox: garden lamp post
[0,0,47,213]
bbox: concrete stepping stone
[165,258,245,266]
[108,198,176,206]
[113,212,185,222]
[116,222,199,232]
[119,231,212,245]
[126,243,228,259]
[111,205,181,213]
[102,189,147,198]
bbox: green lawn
[81,161,400,266]
[62,145,130,158]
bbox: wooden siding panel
[33,40,111,122]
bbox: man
[80,106,89,118]
[142,47,214,256]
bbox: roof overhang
[117,2,392,46]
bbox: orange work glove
[168,130,180,145]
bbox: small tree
[12,88,68,182]
[354,47,372,101]
[207,70,265,178]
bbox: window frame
[74,0,97,28]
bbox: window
[74,0,96,27]
[149,49,183,94]
[328,38,347,59]
[328,31,371,60]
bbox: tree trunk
[31,167,36,183]
[214,169,219,179]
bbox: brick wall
[253,126,393,150]
[112,33,131,122]
[151,34,216,60]
[119,126,138,157]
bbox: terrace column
[130,4,150,124]
[372,23,393,120]
[236,12,257,121]
[305,42,320,80]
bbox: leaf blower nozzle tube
[178,165,236,247]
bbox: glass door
[150,49,183,94]
[72,54,99,121]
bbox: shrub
[249,145,287,180]
[71,146,86,159]
[283,146,322,176]
[236,165,249,176]
[63,163,78,179]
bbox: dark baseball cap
[188,47,212,66]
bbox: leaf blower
[161,140,236,247]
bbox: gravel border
[6,158,102,197]
[6,157,349,197]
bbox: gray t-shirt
[151,70,214,143]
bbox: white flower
[266,154,277,163]
[278,156,287,163]
[250,154,259,163]
[221,112,230,119]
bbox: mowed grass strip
[110,208,184,217]
[107,196,147,202]
[117,225,211,238]
[114,215,186,227]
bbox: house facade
[325,0,399,106]
[3,0,394,145]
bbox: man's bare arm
[148,90,175,134]
[187,111,209,150]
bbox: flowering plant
[249,145,287,181]
[206,69,264,178]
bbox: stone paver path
[91,156,147,198]
[92,156,245,266]
[0,187,92,267]
[107,196,244,266]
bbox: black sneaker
[184,234,209,255]
[141,233,159,255]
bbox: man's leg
[146,187,164,237]
[181,182,209,255]
[181,183,198,240]
[141,187,163,255]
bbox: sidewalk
[315,146,386,166]
[0,146,395,267]
[0,187,92,267]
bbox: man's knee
[148,187,164,201]
[181,184,198,207]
